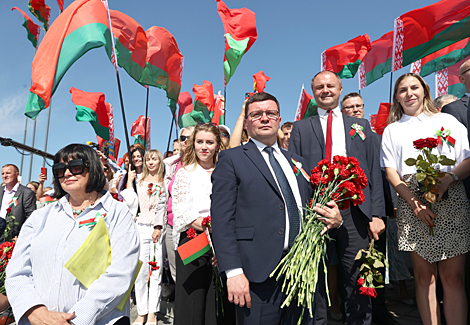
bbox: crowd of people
[2,59,470,325]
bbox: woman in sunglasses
[126,149,166,325]
[6,144,140,325]
[172,123,234,325]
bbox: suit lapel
[0,187,4,208]
[243,141,282,198]
[310,115,325,154]
[343,114,352,155]
[462,95,469,108]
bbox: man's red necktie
[325,110,333,162]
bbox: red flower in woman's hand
[357,277,365,286]
[186,228,197,239]
[6,208,11,214]
[201,216,211,228]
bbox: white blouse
[172,163,212,250]
[381,112,470,178]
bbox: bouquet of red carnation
[405,137,455,236]
[355,239,388,298]
[270,156,368,323]
[0,241,15,294]
[4,208,18,243]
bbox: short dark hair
[245,92,280,119]
[281,122,293,130]
[340,92,363,108]
[53,144,106,199]
[173,139,178,144]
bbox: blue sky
[0,0,437,185]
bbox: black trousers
[174,232,235,325]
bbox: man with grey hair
[442,58,470,127]
[435,94,458,112]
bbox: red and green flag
[358,31,393,89]
[11,7,40,48]
[253,71,270,93]
[70,87,111,141]
[177,231,211,265]
[110,11,184,113]
[369,103,390,136]
[294,85,318,121]
[216,0,257,85]
[24,0,114,120]
[56,0,64,12]
[322,34,371,79]
[131,116,151,150]
[392,0,470,72]
[435,56,468,98]
[28,0,51,31]
[211,92,225,126]
[411,38,470,77]
[177,91,196,128]
[191,81,214,124]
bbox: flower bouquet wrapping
[404,137,455,236]
[270,156,368,324]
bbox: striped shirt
[6,191,140,325]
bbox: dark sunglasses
[179,135,189,142]
[197,122,217,127]
[53,159,88,179]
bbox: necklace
[70,193,99,215]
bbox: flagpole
[223,84,227,125]
[144,86,149,150]
[19,118,28,178]
[28,119,37,183]
[115,71,131,154]
[166,115,175,153]
[388,72,394,105]
[42,103,52,167]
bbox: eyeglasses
[147,183,154,196]
[461,67,470,76]
[197,122,217,127]
[180,135,189,142]
[221,132,229,137]
[248,110,280,121]
[53,159,88,179]
[342,104,364,110]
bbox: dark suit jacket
[0,184,36,238]
[289,113,385,220]
[211,140,311,283]
[442,94,468,128]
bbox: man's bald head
[459,58,470,93]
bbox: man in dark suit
[289,71,385,325]
[211,92,343,324]
[442,58,470,128]
[0,164,36,239]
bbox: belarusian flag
[24,0,113,120]
[358,31,393,89]
[56,0,64,12]
[28,0,51,31]
[97,135,121,161]
[211,92,225,126]
[131,116,151,150]
[294,85,318,121]
[321,34,371,79]
[216,0,257,85]
[11,7,40,48]
[177,231,211,265]
[392,0,470,72]
[191,81,214,124]
[70,87,111,141]
[177,91,196,128]
[411,38,470,77]
[435,56,468,98]
[253,71,270,93]
[369,103,390,136]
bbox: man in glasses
[443,58,470,128]
[340,92,365,118]
[212,92,342,324]
[0,164,36,240]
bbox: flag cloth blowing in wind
[358,31,393,89]
[177,232,211,265]
[191,81,215,124]
[392,0,470,72]
[294,85,318,121]
[131,116,151,150]
[110,11,184,113]
[70,87,111,141]
[211,92,225,126]
[28,0,50,31]
[435,56,469,98]
[253,71,270,93]
[12,7,40,48]
[216,0,257,85]
[177,91,196,128]
[24,0,114,120]
[321,34,371,79]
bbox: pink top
[167,161,181,226]
[136,180,164,225]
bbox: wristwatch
[448,172,459,182]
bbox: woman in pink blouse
[127,149,166,325]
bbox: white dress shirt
[226,139,302,278]
[317,106,347,160]
[1,182,19,219]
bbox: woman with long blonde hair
[381,73,470,324]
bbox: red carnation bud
[357,277,365,286]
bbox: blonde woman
[381,73,470,325]
[128,149,166,325]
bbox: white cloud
[0,93,29,138]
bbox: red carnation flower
[6,208,11,215]
[310,172,322,186]
[186,228,197,239]
[357,278,365,286]
[201,216,211,228]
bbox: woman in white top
[172,123,234,325]
[126,149,166,325]
[381,73,470,325]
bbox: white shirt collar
[317,106,341,118]
[250,138,281,154]
[4,182,19,194]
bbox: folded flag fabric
[131,116,151,150]
[435,56,469,98]
[358,31,393,89]
[28,0,50,31]
[177,231,211,265]
[211,92,225,126]
[294,85,318,121]
[177,91,196,128]
[11,7,40,48]
[191,81,214,124]
[253,71,270,93]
